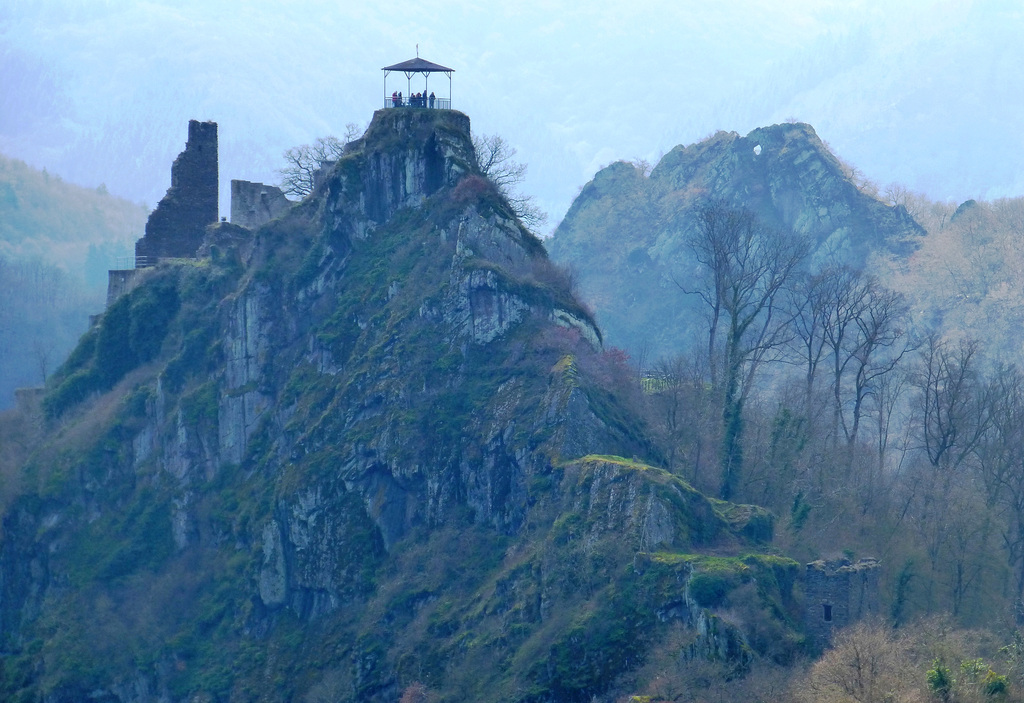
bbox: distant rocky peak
[646,121,924,264]
[547,120,927,360]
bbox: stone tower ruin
[135,120,218,263]
[804,557,880,649]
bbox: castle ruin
[804,557,880,648]
[134,120,219,263]
[230,179,290,230]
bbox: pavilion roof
[382,57,454,73]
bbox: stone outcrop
[803,557,881,648]
[326,108,474,227]
[547,122,928,360]
[135,119,218,263]
[230,179,290,229]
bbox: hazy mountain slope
[5,3,1024,233]
[0,109,797,702]
[546,122,924,360]
[870,195,1024,357]
[0,155,144,270]
[0,155,146,408]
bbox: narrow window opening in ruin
[823,604,833,621]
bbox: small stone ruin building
[804,557,880,648]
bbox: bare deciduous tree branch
[278,125,362,199]
[472,133,548,230]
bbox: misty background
[3,0,1023,233]
[1,0,1022,407]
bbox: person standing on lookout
[429,92,435,108]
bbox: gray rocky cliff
[0,109,797,703]
[649,122,924,263]
[547,121,927,360]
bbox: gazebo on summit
[382,55,453,110]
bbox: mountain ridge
[548,121,926,361]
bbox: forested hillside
[546,121,1024,683]
[0,155,146,407]
[873,195,1024,356]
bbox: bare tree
[793,264,911,455]
[844,277,911,448]
[629,157,653,177]
[883,182,927,219]
[278,124,362,199]
[645,352,716,488]
[872,363,911,474]
[681,202,809,500]
[911,334,992,610]
[30,338,52,383]
[472,133,547,230]
[978,364,1024,608]
[789,270,831,411]
[792,622,919,703]
[916,335,990,474]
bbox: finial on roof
[416,44,419,57]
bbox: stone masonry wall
[230,179,291,229]
[804,557,880,649]
[106,268,138,307]
[135,120,218,262]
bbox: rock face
[0,109,800,702]
[547,122,926,360]
[230,179,291,229]
[135,119,218,263]
[649,124,923,264]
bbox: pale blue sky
[2,0,1022,233]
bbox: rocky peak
[650,122,924,263]
[325,108,476,228]
[547,121,928,359]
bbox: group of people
[390,91,436,108]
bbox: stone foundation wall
[107,269,139,306]
[14,387,43,418]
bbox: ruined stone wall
[804,557,880,648]
[106,269,138,307]
[135,120,218,261]
[230,180,291,229]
